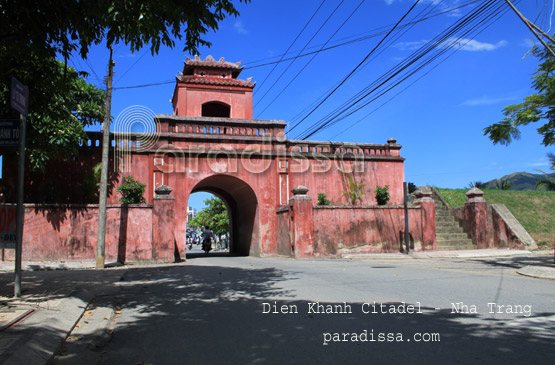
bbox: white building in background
[187,206,197,222]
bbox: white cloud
[460,95,516,106]
[394,40,429,51]
[118,53,138,58]
[446,37,507,52]
[529,161,550,168]
[385,0,451,6]
[234,20,248,35]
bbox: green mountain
[485,172,555,191]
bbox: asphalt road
[54,254,555,364]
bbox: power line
[294,0,511,140]
[253,0,327,96]
[114,49,150,84]
[97,0,480,92]
[255,0,367,118]
[296,1,495,139]
[287,0,440,128]
[254,0,345,110]
[112,80,174,90]
[244,0,482,70]
[288,0,422,135]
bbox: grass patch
[436,188,555,246]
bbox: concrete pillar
[415,190,436,250]
[464,188,488,249]
[152,185,176,262]
[289,185,314,258]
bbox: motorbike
[202,238,212,254]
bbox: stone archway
[191,174,259,256]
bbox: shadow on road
[64,263,555,364]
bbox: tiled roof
[184,55,242,70]
[177,75,255,88]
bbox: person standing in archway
[201,226,214,254]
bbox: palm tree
[535,152,555,191]
[495,179,512,190]
[468,181,487,189]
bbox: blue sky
[71,0,553,211]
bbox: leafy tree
[188,196,229,235]
[80,163,103,203]
[0,0,249,170]
[483,44,555,146]
[0,58,105,170]
[535,152,555,191]
[0,0,250,61]
[117,176,146,204]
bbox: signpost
[10,76,28,297]
[0,205,17,249]
[0,119,20,147]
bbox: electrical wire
[253,0,328,97]
[287,0,440,128]
[245,0,482,70]
[288,0,422,135]
[255,0,367,118]
[254,0,345,110]
[97,0,481,92]
[294,0,513,140]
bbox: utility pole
[96,47,114,269]
[504,0,555,58]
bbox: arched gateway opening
[190,175,259,256]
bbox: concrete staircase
[431,189,477,251]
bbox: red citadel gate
[112,56,408,258]
[3,56,532,262]
[3,56,427,262]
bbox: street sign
[0,119,20,147]
[0,205,17,249]
[10,77,29,116]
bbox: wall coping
[313,205,419,210]
[18,203,154,209]
[156,114,287,127]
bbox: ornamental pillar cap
[466,187,484,197]
[465,187,485,203]
[291,185,309,195]
[154,185,175,200]
[414,189,434,204]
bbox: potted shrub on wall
[375,185,390,206]
[117,176,146,204]
[317,193,331,206]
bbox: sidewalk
[0,249,553,364]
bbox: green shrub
[375,185,390,205]
[339,169,366,206]
[117,176,146,204]
[317,193,330,206]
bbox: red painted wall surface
[173,85,253,119]
[490,207,524,249]
[312,206,424,255]
[453,204,525,249]
[2,204,153,262]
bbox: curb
[517,265,555,280]
[1,289,93,365]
